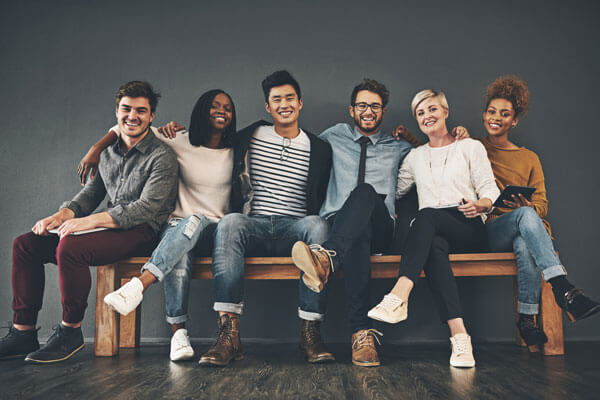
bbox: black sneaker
[553,287,600,322]
[24,324,85,364]
[0,323,40,360]
[516,317,548,346]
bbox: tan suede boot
[351,329,382,367]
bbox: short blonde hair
[411,89,448,117]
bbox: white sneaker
[170,329,194,361]
[367,293,407,324]
[103,277,143,316]
[450,333,475,368]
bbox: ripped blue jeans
[141,215,216,324]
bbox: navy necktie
[357,136,370,186]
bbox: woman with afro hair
[481,76,599,346]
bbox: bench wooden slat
[94,252,564,358]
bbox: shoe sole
[198,353,244,367]
[450,361,476,368]
[567,303,600,322]
[291,242,324,293]
[367,310,407,324]
[0,353,30,360]
[103,294,137,316]
[24,343,85,364]
[170,351,195,362]
[352,359,380,367]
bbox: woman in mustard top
[482,76,599,345]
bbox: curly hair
[484,75,530,117]
[351,78,390,107]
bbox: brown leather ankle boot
[300,319,335,363]
[198,313,243,367]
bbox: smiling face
[349,90,386,135]
[265,84,303,127]
[115,96,155,139]
[483,98,518,138]
[209,93,233,133]
[415,96,448,136]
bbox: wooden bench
[94,253,564,357]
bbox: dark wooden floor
[1,342,599,400]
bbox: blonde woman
[368,89,499,368]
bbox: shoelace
[565,288,584,305]
[379,294,404,312]
[173,333,190,350]
[303,325,322,345]
[214,319,235,348]
[452,336,470,354]
[352,329,383,350]
[309,244,337,273]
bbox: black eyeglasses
[280,137,291,161]
[353,102,383,113]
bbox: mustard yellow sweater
[479,137,552,237]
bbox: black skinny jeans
[399,207,487,322]
[323,183,394,333]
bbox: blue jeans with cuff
[485,207,567,315]
[211,213,329,320]
[141,215,216,325]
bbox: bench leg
[540,280,565,355]
[119,278,141,348]
[95,265,120,357]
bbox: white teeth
[490,123,500,128]
[215,117,225,122]
[125,121,140,127]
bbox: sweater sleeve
[527,152,549,219]
[468,140,500,202]
[396,150,416,199]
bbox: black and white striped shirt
[248,125,311,217]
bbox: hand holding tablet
[493,185,536,208]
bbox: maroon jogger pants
[12,224,157,325]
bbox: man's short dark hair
[261,70,301,102]
[350,79,390,107]
[115,81,161,113]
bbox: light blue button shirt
[319,123,413,220]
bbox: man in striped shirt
[199,71,334,367]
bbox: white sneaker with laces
[450,333,475,368]
[170,329,194,361]
[103,277,143,316]
[367,293,407,324]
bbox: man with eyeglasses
[196,70,334,367]
[291,79,415,367]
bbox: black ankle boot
[0,323,40,360]
[516,315,548,346]
[552,287,600,322]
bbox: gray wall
[1,0,599,344]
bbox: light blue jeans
[486,207,567,314]
[211,213,329,320]
[142,215,216,324]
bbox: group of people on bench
[2,72,599,368]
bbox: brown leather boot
[299,320,335,363]
[351,329,382,367]
[198,313,243,367]
[291,241,336,293]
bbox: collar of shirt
[113,128,156,156]
[352,126,382,145]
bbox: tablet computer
[493,185,536,207]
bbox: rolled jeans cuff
[519,301,539,315]
[542,264,567,281]
[213,302,243,315]
[298,307,325,321]
[166,314,188,325]
[141,262,164,282]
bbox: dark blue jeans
[212,213,329,320]
[323,183,394,333]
